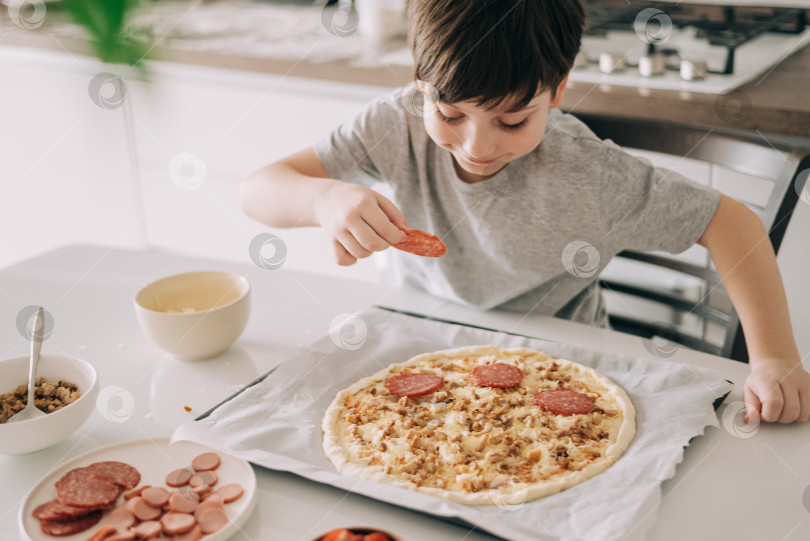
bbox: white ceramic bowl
[134,270,251,361]
[0,354,99,455]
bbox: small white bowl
[0,354,99,455]
[134,270,251,361]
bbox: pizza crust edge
[322,345,636,505]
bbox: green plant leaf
[63,0,151,71]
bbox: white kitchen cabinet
[0,47,143,270]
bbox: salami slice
[392,229,447,257]
[166,467,194,487]
[55,471,120,508]
[131,520,162,539]
[32,499,93,521]
[197,507,229,534]
[107,507,136,530]
[84,461,141,490]
[123,484,150,500]
[39,510,103,536]
[84,525,118,541]
[471,363,523,388]
[169,491,199,513]
[125,496,162,521]
[161,512,197,535]
[534,390,595,415]
[173,524,204,541]
[385,373,443,397]
[192,470,218,487]
[191,452,221,472]
[141,486,170,508]
[215,483,244,503]
[194,498,223,521]
[189,472,216,498]
[54,468,91,493]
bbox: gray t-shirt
[314,85,721,326]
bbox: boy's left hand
[744,359,810,424]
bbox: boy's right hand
[314,182,409,266]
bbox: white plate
[18,438,258,541]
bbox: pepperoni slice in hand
[392,229,447,257]
[534,390,595,415]
[471,363,524,388]
[385,373,443,397]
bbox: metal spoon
[7,307,47,423]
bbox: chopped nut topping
[335,350,626,494]
[527,448,544,463]
[0,377,81,423]
[400,457,422,473]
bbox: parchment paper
[174,307,731,541]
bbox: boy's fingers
[743,385,762,425]
[753,379,784,423]
[333,239,358,266]
[355,216,398,252]
[375,194,409,242]
[778,385,801,423]
[343,221,385,254]
[798,386,810,423]
[339,232,373,259]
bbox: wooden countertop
[3,10,809,139]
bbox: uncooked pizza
[322,345,635,505]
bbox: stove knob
[638,55,665,77]
[599,53,626,74]
[680,59,707,81]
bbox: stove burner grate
[583,1,807,75]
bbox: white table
[1,245,808,541]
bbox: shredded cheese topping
[333,349,628,495]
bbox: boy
[241,0,809,424]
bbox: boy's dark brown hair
[408,0,585,109]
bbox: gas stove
[571,0,810,93]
